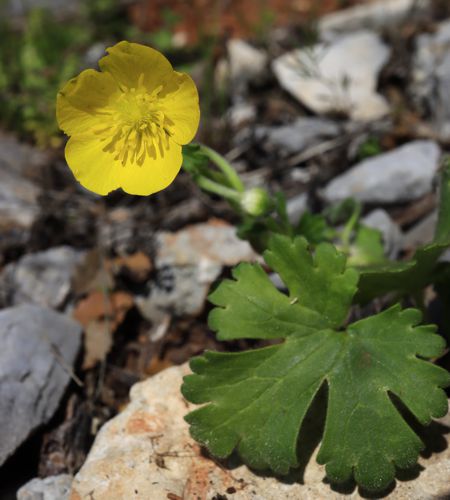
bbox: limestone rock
[362,209,403,258]
[17,474,73,500]
[273,31,390,121]
[0,133,48,231]
[255,117,341,156]
[0,305,82,466]
[402,211,438,251]
[319,0,431,36]
[227,39,268,87]
[71,363,450,500]
[287,193,309,225]
[323,141,441,204]
[412,20,450,141]
[0,246,85,309]
[136,219,257,321]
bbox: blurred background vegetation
[0,0,358,148]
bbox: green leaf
[263,236,358,327]
[182,235,450,492]
[347,225,385,267]
[296,211,335,245]
[435,156,450,244]
[356,243,446,303]
[357,158,450,303]
[182,143,210,175]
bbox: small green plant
[54,37,450,494]
[0,0,132,146]
[357,136,383,160]
[0,8,89,146]
[147,7,181,52]
[181,145,450,493]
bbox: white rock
[71,363,450,500]
[412,20,450,141]
[287,193,309,224]
[136,219,257,321]
[323,140,441,204]
[228,102,257,128]
[0,133,48,230]
[227,39,268,86]
[402,211,438,250]
[272,31,391,121]
[17,474,73,500]
[363,209,403,258]
[319,0,431,36]
[0,246,85,309]
[255,117,341,156]
[0,305,81,466]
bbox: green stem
[195,175,242,203]
[340,203,362,252]
[199,144,245,192]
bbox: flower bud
[240,187,273,216]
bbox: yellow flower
[56,41,200,195]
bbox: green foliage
[347,224,386,267]
[148,7,181,52]
[356,136,382,160]
[357,158,450,303]
[182,144,210,175]
[0,8,89,145]
[182,235,450,492]
[296,212,335,245]
[0,0,133,146]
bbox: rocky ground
[2,0,450,499]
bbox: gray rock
[403,211,438,250]
[2,0,80,19]
[412,20,450,141]
[255,117,341,156]
[227,39,268,88]
[362,209,403,258]
[323,140,441,204]
[319,0,431,36]
[136,220,257,322]
[273,30,390,121]
[228,102,257,128]
[17,474,73,500]
[0,305,82,466]
[0,133,48,231]
[0,247,85,309]
[287,193,309,224]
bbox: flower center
[96,75,175,167]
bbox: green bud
[240,187,273,216]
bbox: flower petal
[65,136,183,196]
[160,71,200,145]
[119,139,183,195]
[99,41,173,92]
[65,136,123,195]
[57,69,118,137]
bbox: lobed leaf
[182,235,450,492]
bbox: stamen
[96,83,172,167]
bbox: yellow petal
[65,135,182,196]
[119,139,183,195]
[99,41,173,92]
[65,136,123,195]
[56,69,118,137]
[160,71,200,145]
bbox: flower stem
[340,202,361,252]
[195,175,242,203]
[199,144,245,192]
